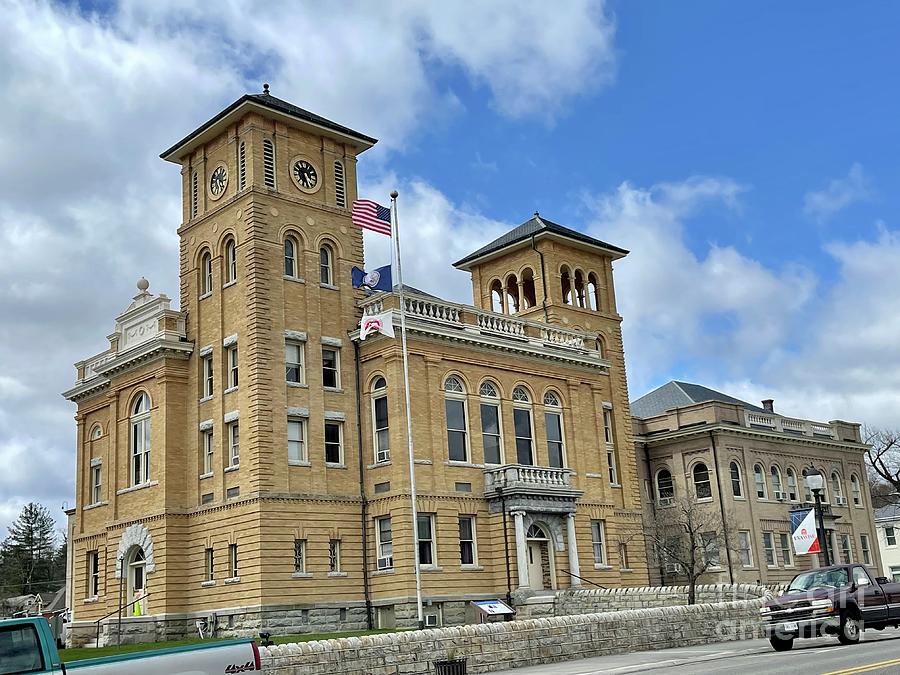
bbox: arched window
[526,523,547,539]
[444,376,468,462]
[319,245,334,285]
[334,160,346,208]
[771,466,783,499]
[521,268,536,309]
[560,266,573,305]
[850,474,862,507]
[587,273,599,311]
[238,141,247,190]
[262,138,276,188]
[372,376,389,463]
[573,269,586,308]
[490,280,504,313]
[224,238,237,283]
[284,237,298,278]
[655,468,674,505]
[729,461,743,498]
[786,467,798,501]
[831,472,844,504]
[512,386,534,465]
[130,393,151,486]
[505,274,519,314]
[753,464,767,499]
[819,468,830,503]
[479,380,502,465]
[543,390,565,468]
[693,462,712,500]
[200,250,212,296]
[90,424,103,440]
[191,170,199,218]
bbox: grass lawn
[59,628,402,663]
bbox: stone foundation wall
[261,597,768,675]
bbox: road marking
[821,656,900,675]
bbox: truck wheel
[769,636,793,651]
[838,615,861,645]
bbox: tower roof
[161,86,377,163]
[630,380,767,419]
[453,213,627,270]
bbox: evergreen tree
[0,502,60,597]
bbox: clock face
[292,159,319,191]
[209,164,227,198]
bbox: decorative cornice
[638,423,867,453]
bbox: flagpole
[390,189,424,630]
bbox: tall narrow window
[205,548,214,581]
[322,347,339,389]
[287,418,306,464]
[832,472,845,504]
[771,466,783,498]
[202,430,213,475]
[762,532,777,567]
[224,238,237,283]
[655,469,674,505]
[587,273,599,311]
[228,346,239,389]
[284,237,298,278]
[505,274,519,314]
[786,467,798,501]
[693,463,712,500]
[444,376,468,462]
[591,520,607,566]
[320,245,334,285]
[325,421,343,464]
[238,141,246,190]
[417,514,435,566]
[573,269,586,307]
[730,461,743,498]
[702,532,720,567]
[91,464,102,504]
[229,543,238,579]
[543,391,565,468]
[334,160,346,208]
[294,539,306,573]
[458,516,476,566]
[372,377,390,463]
[262,139,275,188]
[202,354,214,398]
[285,342,304,384]
[479,380,502,465]
[851,475,862,507]
[604,408,618,484]
[228,422,239,467]
[618,543,630,570]
[201,250,212,296]
[779,533,794,567]
[87,551,99,597]
[130,393,151,486]
[512,386,533,465]
[754,464,767,499]
[840,534,852,564]
[560,266,573,305]
[376,517,393,569]
[490,279,503,313]
[738,531,753,567]
[861,534,872,565]
[329,539,341,573]
[521,268,536,309]
[191,170,199,218]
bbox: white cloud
[803,162,872,223]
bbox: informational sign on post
[471,600,515,622]
[791,508,821,555]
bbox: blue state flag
[351,265,392,292]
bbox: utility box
[470,599,515,623]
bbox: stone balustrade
[744,410,837,439]
[483,464,575,500]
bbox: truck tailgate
[65,640,259,674]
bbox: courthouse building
[63,88,648,645]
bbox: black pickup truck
[761,564,900,651]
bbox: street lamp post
[804,467,831,566]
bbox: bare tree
[646,495,737,604]
[864,427,900,501]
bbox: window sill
[320,283,339,291]
[326,462,347,469]
[284,275,306,284]
[201,580,216,588]
[287,381,308,389]
[610,483,622,489]
[199,472,213,480]
[224,577,241,584]
[619,568,634,573]
[421,565,443,573]
[585,472,603,479]
[222,280,237,289]
[83,501,108,511]
[117,480,158,496]
[224,386,238,395]
[199,292,212,300]
[324,387,344,394]
[288,460,311,467]
[199,395,214,403]
[328,571,349,577]
[594,564,613,570]
[734,496,746,501]
[372,569,394,576]
[461,565,484,571]
[225,464,240,473]
[292,572,313,579]
[766,565,778,569]
[84,596,99,604]
[695,497,713,503]
[367,461,392,469]
[413,459,432,465]
[446,460,481,468]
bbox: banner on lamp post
[791,508,821,556]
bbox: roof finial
[136,277,150,292]
[262,83,270,95]
[534,210,540,217]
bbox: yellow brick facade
[63,91,648,645]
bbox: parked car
[761,563,900,651]
[0,616,261,673]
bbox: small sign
[471,600,515,617]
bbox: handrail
[560,569,606,589]
[95,593,151,647]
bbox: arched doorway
[126,547,148,616]
[526,523,556,591]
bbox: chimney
[762,399,774,413]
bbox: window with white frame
[329,539,341,573]
[544,391,565,468]
[701,531,720,567]
[693,463,712,500]
[284,236,298,278]
[738,531,753,567]
[202,354,214,398]
[376,517,393,569]
[285,341,304,384]
[288,418,306,464]
[458,516,476,566]
[417,514,435,566]
[203,430,214,474]
[851,474,862,507]
[228,422,239,466]
[730,461,743,498]
[861,534,872,565]
[322,347,340,389]
[325,421,343,464]
[618,542,630,570]
[228,543,238,578]
[228,346,239,389]
[603,408,618,484]
[130,393,151,486]
[512,386,534,465]
[832,472,845,504]
[479,380,503,465]
[372,377,390,463]
[786,467,798,501]
[779,533,794,567]
[200,250,212,295]
[762,532,777,567]
[205,547,214,581]
[655,468,674,505]
[320,245,334,285]
[591,520,607,566]
[886,526,896,547]
[840,534,853,564]
[294,539,306,573]
[87,550,99,597]
[90,424,103,440]
[753,464,767,499]
[444,376,469,462]
[225,238,237,283]
[818,467,830,503]
[771,466,783,498]
[90,464,102,504]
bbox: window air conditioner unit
[377,556,393,570]
[658,497,674,507]
[377,449,390,463]
[425,614,439,627]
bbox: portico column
[512,511,529,589]
[566,513,581,586]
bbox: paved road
[496,628,900,674]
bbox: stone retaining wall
[262,596,768,675]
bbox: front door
[527,541,544,590]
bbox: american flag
[351,199,392,236]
